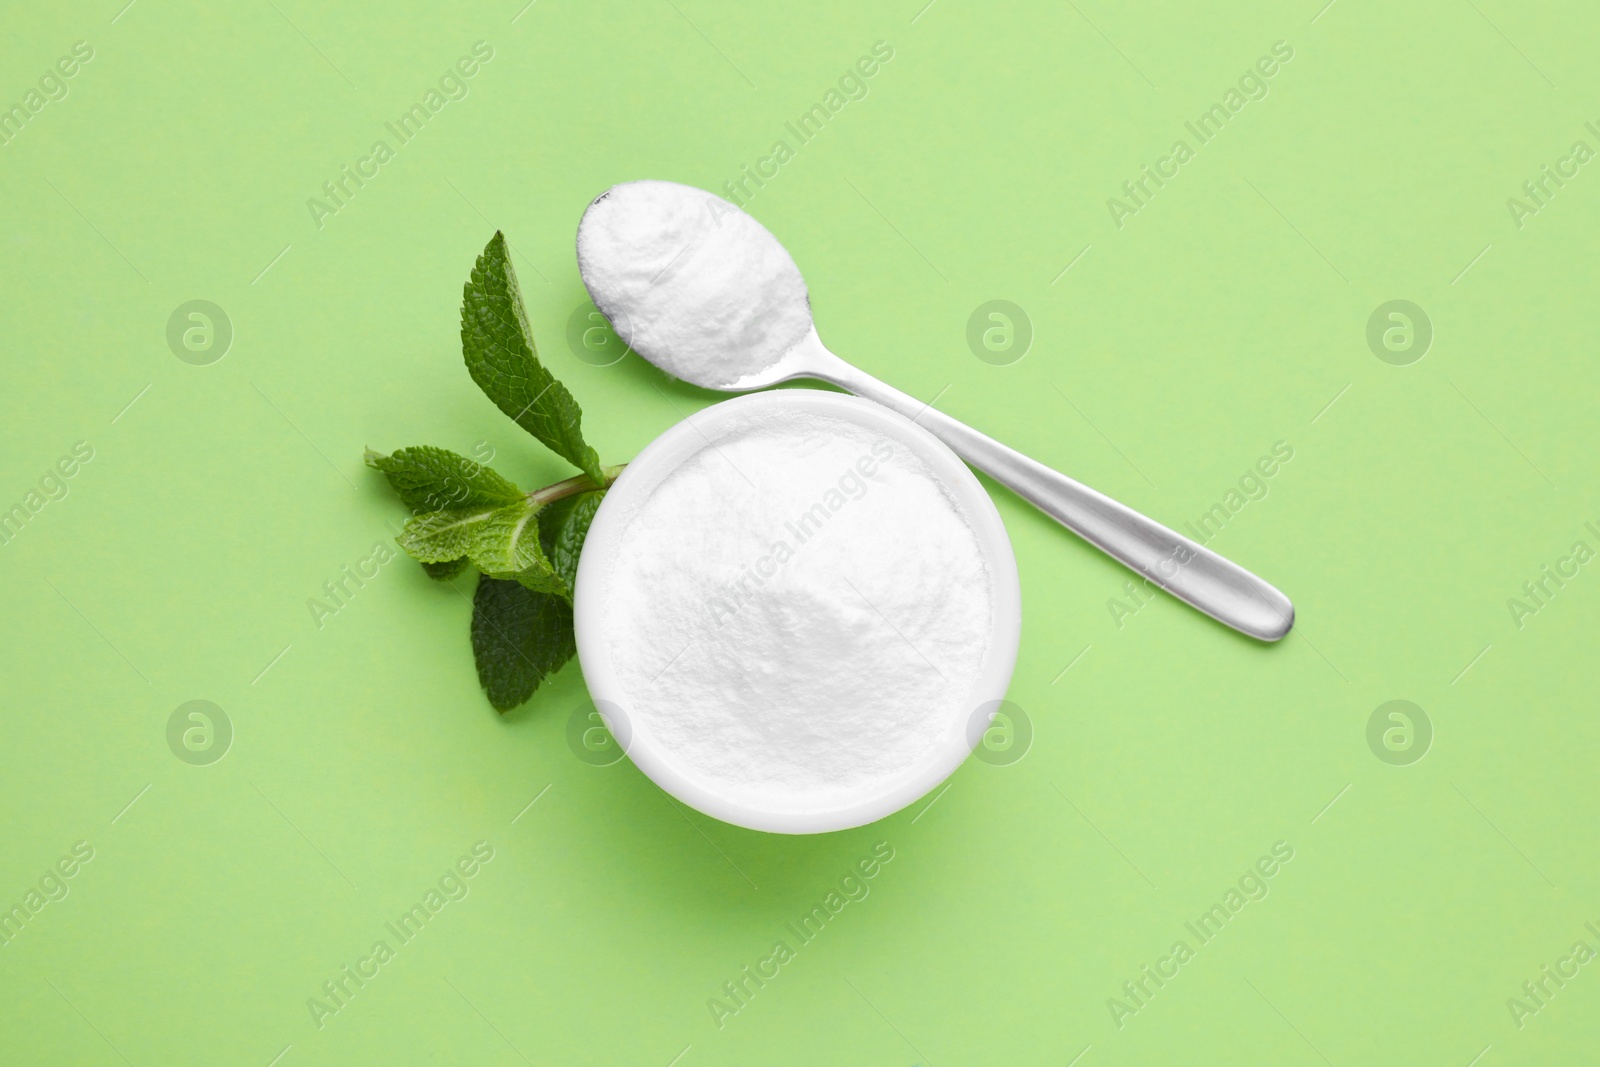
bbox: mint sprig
[367,231,624,712]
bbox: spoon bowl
[577,181,812,391]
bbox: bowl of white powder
[574,389,1020,834]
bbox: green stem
[527,464,625,506]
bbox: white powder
[595,402,995,815]
[576,180,813,388]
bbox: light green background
[3,0,1597,1063]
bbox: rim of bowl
[573,389,1021,834]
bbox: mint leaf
[365,446,524,513]
[471,501,568,596]
[461,233,604,484]
[397,507,502,563]
[471,575,575,712]
[538,490,604,592]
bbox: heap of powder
[600,405,994,813]
[576,180,813,388]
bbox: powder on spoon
[576,180,813,388]
[592,399,996,815]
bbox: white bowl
[573,390,1021,834]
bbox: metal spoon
[576,180,1294,642]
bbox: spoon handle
[810,347,1294,642]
